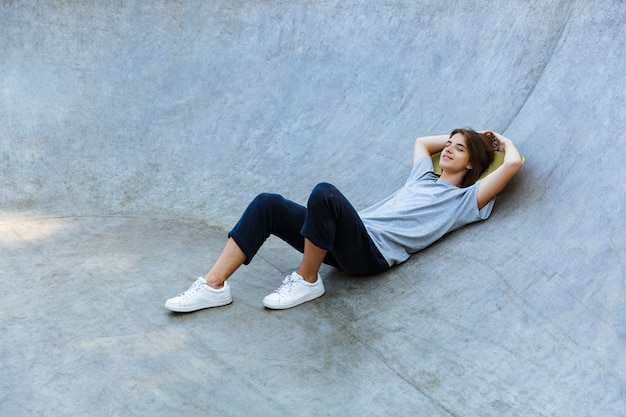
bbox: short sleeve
[407,155,435,182]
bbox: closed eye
[446,140,466,152]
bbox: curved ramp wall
[0,0,586,227]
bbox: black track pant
[228,182,389,275]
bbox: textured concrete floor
[1,1,625,416]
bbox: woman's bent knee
[250,192,285,211]
[308,183,339,206]
[311,182,337,195]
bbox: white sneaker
[165,277,232,312]
[263,271,325,310]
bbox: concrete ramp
[1,1,624,416]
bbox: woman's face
[439,132,472,173]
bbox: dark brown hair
[450,128,496,188]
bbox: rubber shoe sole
[165,293,232,312]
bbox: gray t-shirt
[359,155,495,266]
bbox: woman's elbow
[509,157,523,174]
[503,154,523,176]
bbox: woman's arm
[477,131,522,209]
[412,134,449,164]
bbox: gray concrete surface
[1,1,624,416]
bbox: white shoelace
[274,273,302,295]
[179,278,205,299]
